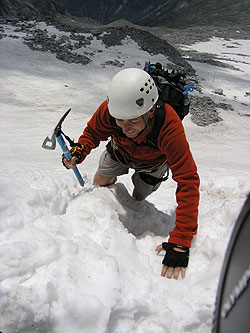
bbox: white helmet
[107,68,158,119]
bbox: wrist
[71,144,84,164]
[162,242,189,252]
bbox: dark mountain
[60,0,250,28]
[0,0,65,20]
[1,0,249,28]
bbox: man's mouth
[124,130,136,137]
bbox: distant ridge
[105,19,140,28]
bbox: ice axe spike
[42,108,84,186]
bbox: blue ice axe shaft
[56,133,84,186]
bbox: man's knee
[93,172,117,186]
[132,188,148,201]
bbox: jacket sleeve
[159,108,200,248]
[75,100,113,163]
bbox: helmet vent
[136,98,144,106]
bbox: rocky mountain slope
[1,0,248,127]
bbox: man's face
[115,116,146,138]
[115,109,154,139]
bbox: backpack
[109,61,193,150]
[144,61,193,121]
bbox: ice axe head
[42,133,56,150]
[42,108,72,150]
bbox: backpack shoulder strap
[146,104,166,149]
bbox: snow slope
[0,23,250,333]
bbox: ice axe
[42,108,84,186]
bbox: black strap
[146,106,165,149]
[61,130,82,148]
[138,169,169,186]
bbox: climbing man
[63,68,200,279]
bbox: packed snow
[0,23,250,333]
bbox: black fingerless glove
[61,145,83,169]
[162,243,189,268]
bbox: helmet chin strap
[142,113,151,130]
[142,107,155,130]
[133,108,155,138]
[134,113,150,138]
